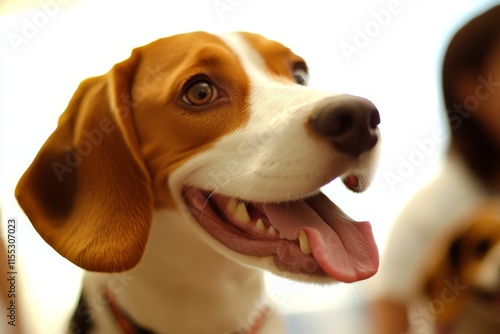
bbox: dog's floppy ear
[15,50,154,272]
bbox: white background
[0,0,496,333]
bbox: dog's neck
[83,209,278,333]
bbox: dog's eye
[293,68,308,86]
[182,81,219,106]
[474,238,492,258]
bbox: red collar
[104,288,270,334]
[103,288,153,334]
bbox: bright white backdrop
[0,0,495,333]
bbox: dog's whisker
[207,170,258,200]
[348,282,362,304]
[194,171,259,221]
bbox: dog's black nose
[310,95,380,157]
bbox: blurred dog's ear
[15,50,154,272]
[423,235,466,326]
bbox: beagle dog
[423,200,500,334]
[15,32,381,333]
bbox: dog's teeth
[268,226,278,236]
[234,202,250,223]
[255,219,265,231]
[226,198,238,215]
[298,230,312,255]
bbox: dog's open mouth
[182,184,378,283]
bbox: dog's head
[16,32,381,283]
[424,200,500,324]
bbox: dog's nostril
[310,95,380,157]
[370,109,381,129]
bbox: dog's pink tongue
[263,192,378,282]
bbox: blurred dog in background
[423,200,500,334]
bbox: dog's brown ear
[15,50,154,272]
[423,235,466,325]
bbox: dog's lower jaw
[81,209,286,334]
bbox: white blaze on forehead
[218,33,273,82]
